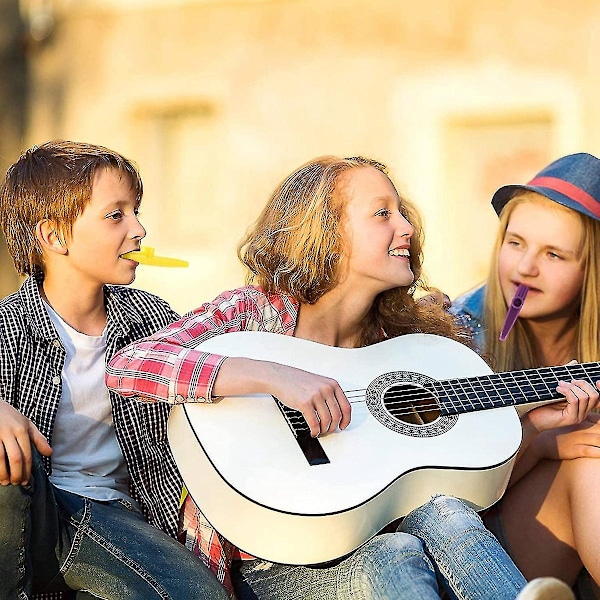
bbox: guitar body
[168,331,523,565]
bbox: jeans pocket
[115,498,144,517]
[116,498,136,511]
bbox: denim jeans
[401,495,527,599]
[0,451,228,600]
[233,496,527,600]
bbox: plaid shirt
[107,286,300,596]
[0,276,181,600]
[106,286,299,403]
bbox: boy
[0,141,227,599]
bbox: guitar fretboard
[437,362,600,416]
[272,361,600,444]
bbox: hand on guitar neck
[510,363,600,486]
[516,359,600,460]
[523,376,600,432]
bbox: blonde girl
[452,153,600,595]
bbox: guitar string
[343,366,600,400]
[282,363,600,422]
[331,387,587,417]
[343,393,574,417]
[346,366,600,403]
[345,380,594,403]
[283,398,563,423]
[368,370,600,399]
[284,395,529,421]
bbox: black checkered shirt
[0,276,181,599]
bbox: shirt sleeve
[0,319,14,407]
[106,288,258,404]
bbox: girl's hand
[525,378,600,434]
[213,357,352,439]
[268,363,352,438]
[532,413,600,461]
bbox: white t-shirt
[44,301,133,503]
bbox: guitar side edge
[168,404,518,565]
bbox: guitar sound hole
[382,383,441,425]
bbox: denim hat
[491,152,600,222]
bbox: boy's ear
[35,220,68,256]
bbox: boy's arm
[0,327,52,485]
[0,400,52,485]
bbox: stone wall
[0,0,26,296]
[8,0,600,310]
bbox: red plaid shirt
[179,493,254,598]
[107,286,300,595]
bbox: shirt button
[53,339,61,348]
[52,375,61,385]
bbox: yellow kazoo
[121,246,189,268]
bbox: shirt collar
[19,276,144,340]
[104,285,144,338]
[18,276,58,341]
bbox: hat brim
[491,183,600,222]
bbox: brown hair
[0,140,143,276]
[484,192,600,369]
[239,155,466,347]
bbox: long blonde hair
[484,192,600,370]
[239,155,466,347]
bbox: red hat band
[527,176,600,219]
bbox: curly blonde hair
[239,155,466,347]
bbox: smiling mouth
[388,249,410,257]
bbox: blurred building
[3,0,600,311]
[0,0,26,296]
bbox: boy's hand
[0,401,52,485]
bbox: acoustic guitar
[167,331,599,565]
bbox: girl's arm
[508,379,600,486]
[213,357,351,436]
[108,286,298,402]
[106,288,350,436]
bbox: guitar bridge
[276,400,330,466]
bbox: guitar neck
[438,361,600,416]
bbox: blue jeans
[0,451,228,600]
[233,496,527,600]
